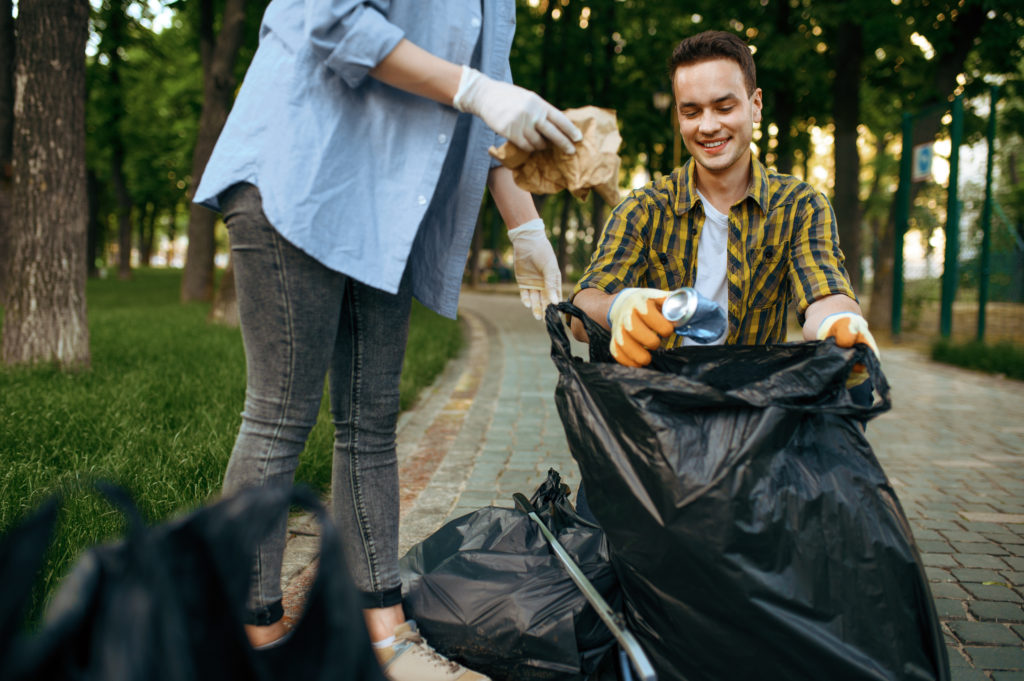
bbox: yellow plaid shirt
[573,157,855,347]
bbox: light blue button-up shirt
[194,0,514,318]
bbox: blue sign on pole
[912,143,934,182]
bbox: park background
[1,0,1023,621]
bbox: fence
[892,85,1024,346]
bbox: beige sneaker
[374,621,490,681]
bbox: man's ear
[751,88,763,123]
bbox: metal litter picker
[513,493,657,681]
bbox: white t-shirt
[685,190,729,346]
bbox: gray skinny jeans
[220,183,410,624]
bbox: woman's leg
[220,183,347,642]
[327,275,412,639]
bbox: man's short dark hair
[669,30,757,95]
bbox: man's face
[672,58,762,179]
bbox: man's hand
[508,219,560,320]
[607,288,676,367]
[816,312,879,386]
[453,67,582,154]
[816,312,879,355]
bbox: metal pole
[512,493,658,681]
[892,113,913,337]
[977,85,999,341]
[940,94,964,338]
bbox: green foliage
[931,337,1024,380]
[400,304,464,411]
[0,268,461,623]
[84,0,271,269]
[87,1,204,263]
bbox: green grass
[0,268,462,621]
[931,338,1024,381]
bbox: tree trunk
[86,169,101,277]
[107,1,133,281]
[0,0,13,301]
[115,188,132,278]
[3,0,90,368]
[537,0,556,101]
[769,0,795,174]
[772,90,795,175]
[139,202,156,267]
[557,191,571,276]
[181,0,247,302]
[831,20,863,291]
[589,192,606,263]
[208,254,239,326]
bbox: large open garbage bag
[400,470,617,681]
[1,484,383,681]
[548,303,949,681]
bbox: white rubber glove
[508,219,561,321]
[453,66,582,154]
[607,288,676,368]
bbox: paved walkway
[283,288,1024,680]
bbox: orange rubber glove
[607,288,676,367]
[816,312,880,385]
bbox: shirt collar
[672,156,771,216]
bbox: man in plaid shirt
[571,30,878,369]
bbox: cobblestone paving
[868,348,1024,679]
[284,288,1024,678]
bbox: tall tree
[180,0,246,302]
[3,0,91,368]
[0,0,13,301]
[831,19,864,291]
[99,0,137,280]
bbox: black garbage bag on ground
[548,303,949,681]
[1,483,384,681]
[400,469,617,681]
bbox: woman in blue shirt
[194,2,580,679]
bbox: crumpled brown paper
[488,106,622,205]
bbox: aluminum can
[661,287,727,344]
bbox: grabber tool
[513,493,657,681]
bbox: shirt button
[418,195,427,206]
[471,17,481,27]
[438,134,447,144]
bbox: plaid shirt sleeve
[788,188,856,322]
[572,190,661,299]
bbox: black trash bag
[400,469,617,681]
[2,483,384,681]
[0,498,58,672]
[548,303,950,681]
[255,487,386,681]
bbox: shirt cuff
[570,276,627,304]
[797,287,857,326]
[321,7,405,89]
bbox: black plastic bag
[400,470,617,681]
[548,303,949,681]
[0,498,58,673]
[2,483,384,681]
